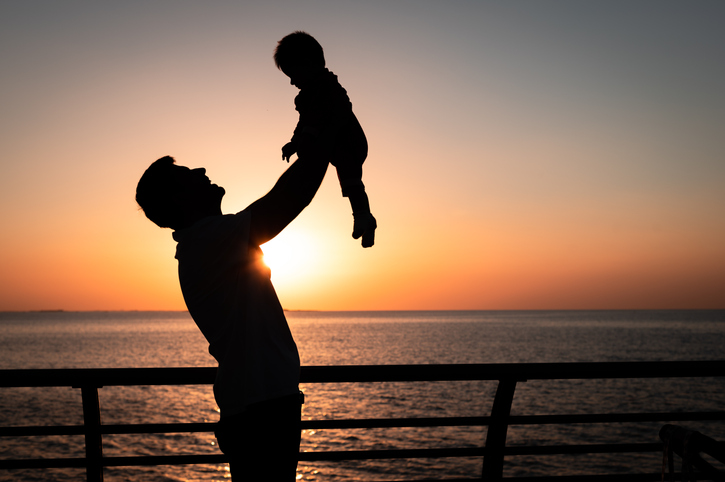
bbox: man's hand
[352,212,377,248]
[281,142,297,162]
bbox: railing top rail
[0,367,217,388]
[1,360,724,388]
[301,360,725,383]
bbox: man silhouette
[136,152,329,480]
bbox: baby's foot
[352,212,377,248]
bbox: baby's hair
[274,31,325,71]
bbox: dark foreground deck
[1,361,724,481]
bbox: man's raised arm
[247,154,329,246]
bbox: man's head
[274,31,326,88]
[136,156,225,230]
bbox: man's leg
[216,393,302,481]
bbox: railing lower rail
[1,361,724,481]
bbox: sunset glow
[1,2,724,311]
[262,228,320,287]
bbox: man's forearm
[248,152,329,245]
[273,152,329,208]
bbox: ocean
[1,310,724,481]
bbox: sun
[261,229,318,286]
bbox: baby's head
[274,31,325,88]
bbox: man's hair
[274,31,325,71]
[136,155,184,229]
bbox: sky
[1,1,723,311]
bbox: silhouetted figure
[136,153,329,480]
[275,31,377,248]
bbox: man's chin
[215,185,226,202]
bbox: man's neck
[179,206,223,230]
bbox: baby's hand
[352,212,377,248]
[281,142,296,162]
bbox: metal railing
[1,361,724,481]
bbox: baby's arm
[283,115,323,162]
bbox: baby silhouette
[275,31,377,248]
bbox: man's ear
[166,187,194,230]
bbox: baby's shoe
[352,212,377,248]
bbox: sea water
[0,310,724,481]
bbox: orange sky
[1,2,724,311]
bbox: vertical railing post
[482,378,521,481]
[77,385,104,482]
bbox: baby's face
[282,64,317,89]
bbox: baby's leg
[334,163,376,247]
[335,162,367,211]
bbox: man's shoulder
[173,210,251,245]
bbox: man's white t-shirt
[173,209,300,417]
